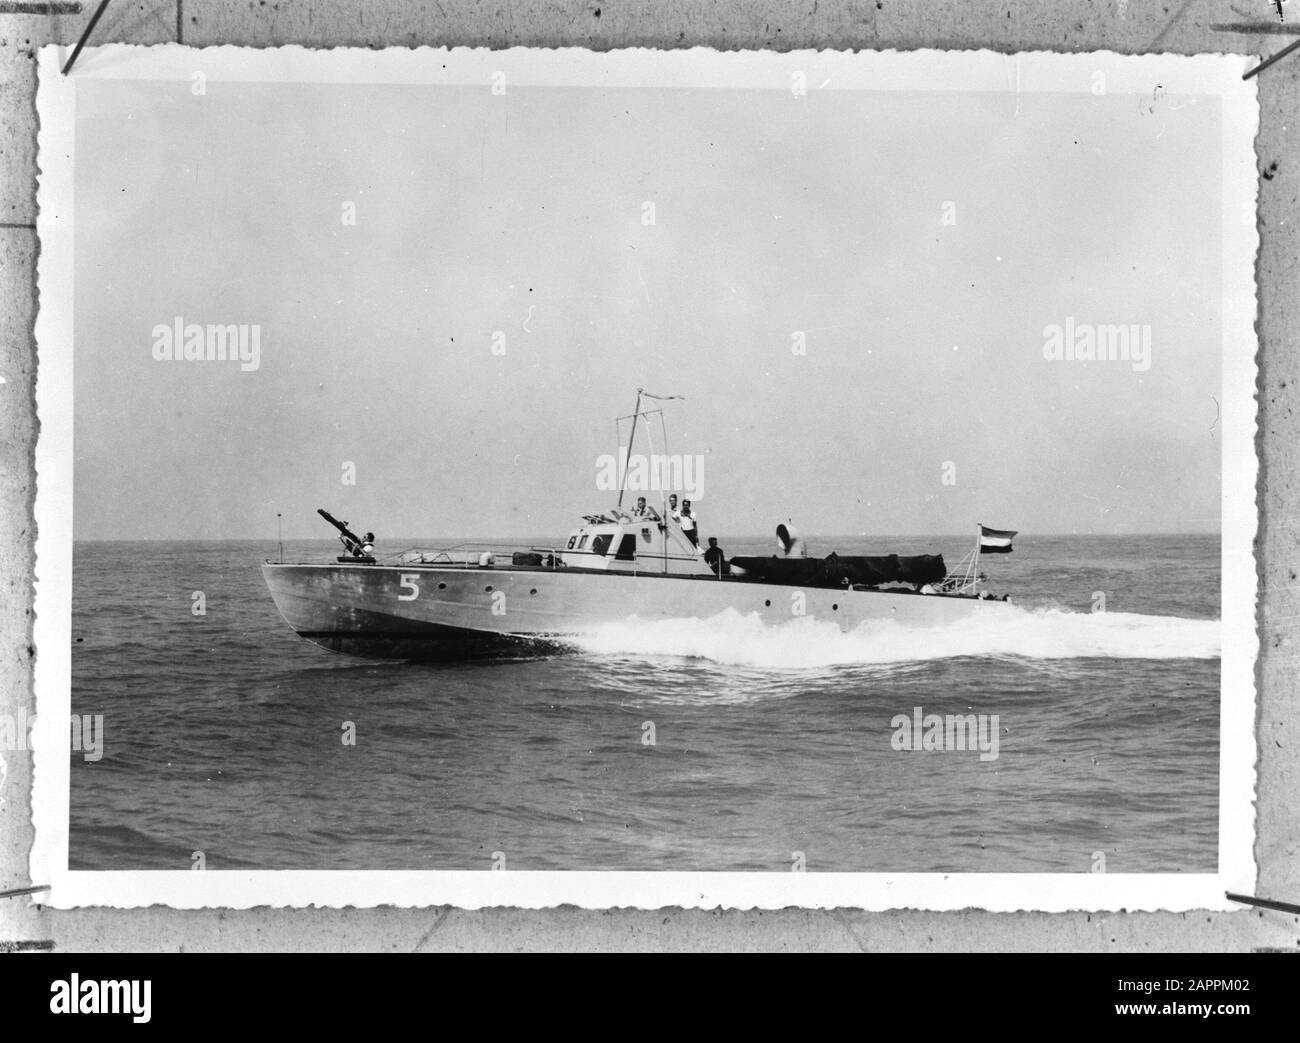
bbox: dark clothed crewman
[703,537,729,576]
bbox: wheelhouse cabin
[559,512,713,576]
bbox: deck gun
[317,508,376,563]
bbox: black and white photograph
[30,45,1257,911]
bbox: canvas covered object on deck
[728,552,947,589]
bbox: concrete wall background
[1,0,1295,952]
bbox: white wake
[568,606,1220,669]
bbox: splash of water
[569,606,1220,669]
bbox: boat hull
[262,561,1011,661]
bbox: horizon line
[72,530,1225,543]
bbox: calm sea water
[68,534,1220,873]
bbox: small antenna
[277,513,283,563]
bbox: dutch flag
[979,525,1016,554]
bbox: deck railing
[382,542,566,567]
[376,540,714,573]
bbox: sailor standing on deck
[680,500,700,549]
[703,537,729,576]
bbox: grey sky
[73,78,1224,539]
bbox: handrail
[382,542,565,567]
[377,540,708,570]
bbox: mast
[616,387,644,510]
[640,409,669,575]
[615,387,684,575]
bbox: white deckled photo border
[32,44,1259,910]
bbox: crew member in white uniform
[680,500,699,550]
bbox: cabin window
[577,535,589,549]
[566,536,577,549]
[615,534,637,561]
[590,534,612,557]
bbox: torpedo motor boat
[262,394,1017,661]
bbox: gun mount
[317,508,376,563]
